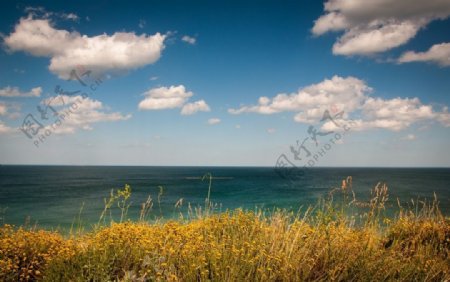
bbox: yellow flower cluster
[1,209,449,281]
[0,224,76,281]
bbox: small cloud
[235,124,241,129]
[13,68,25,74]
[0,121,15,134]
[0,103,7,115]
[207,118,221,125]
[139,85,210,115]
[181,100,210,115]
[139,85,193,110]
[181,35,196,45]
[149,76,159,81]
[0,86,42,97]
[24,7,78,21]
[139,19,146,29]
[401,134,416,141]
[267,128,276,134]
[0,103,21,119]
[60,12,79,21]
[0,102,21,120]
[24,6,51,18]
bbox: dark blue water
[0,166,449,229]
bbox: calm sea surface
[0,166,449,230]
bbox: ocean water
[0,165,449,230]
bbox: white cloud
[229,75,450,131]
[181,35,196,45]
[332,21,421,55]
[267,128,276,134]
[235,124,241,129]
[139,85,210,115]
[0,103,21,119]
[319,97,436,132]
[181,100,210,115]
[0,86,42,97]
[60,13,78,21]
[41,95,131,134]
[138,85,192,110]
[207,118,221,125]
[229,75,371,122]
[4,16,166,79]
[24,6,78,21]
[436,107,450,127]
[362,97,434,125]
[402,134,416,140]
[398,42,450,66]
[0,121,15,134]
[0,103,6,116]
[313,0,450,56]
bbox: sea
[0,165,449,230]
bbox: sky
[0,0,449,167]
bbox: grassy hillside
[1,177,449,281]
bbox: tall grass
[0,177,449,281]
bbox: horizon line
[1,164,449,169]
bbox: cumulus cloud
[181,100,210,115]
[181,35,196,45]
[139,85,210,115]
[398,42,450,66]
[361,97,434,129]
[207,118,221,125]
[138,85,192,110]
[313,0,450,56]
[41,95,131,134]
[229,76,371,123]
[3,16,166,79]
[0,86,42,97]
[229,75,450,131]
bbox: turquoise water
[0,166,449,229]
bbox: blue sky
[0,0,449,166]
